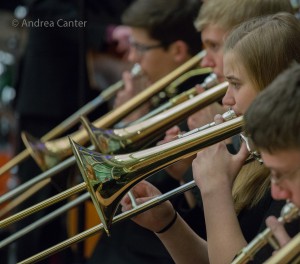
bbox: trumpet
[81,81,228,154]
[0,63,142,176]
[232,202,300,264]
[19,51,206,172]
[0,111,243,232]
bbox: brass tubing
[0,79,124,177]
[0,178,50,218]
[0,152,83,205]
[0,52,205,204]
[71,116,244,234]
[82,82,228,154]
[264,233,300,264]
[0,192,90,248]
[232,203,299,264]
[18,181,197,264]
[0,182,87,228]
[19,51,205,172]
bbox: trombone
[0,57,211,205]
[232,202,300,264]
[70,114,243,234]
[17,181,198,264]
[81,81,227,154]
[14,114,243,264]
[0,112,243,231]
[19,51,206,172]
[0,63,142,176]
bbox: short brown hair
[122,0,202,55]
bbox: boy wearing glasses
[244,63,300,249]
[113,0,203,125]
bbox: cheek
[290,180,300,207]
[238,90,258,113]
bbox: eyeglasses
[270,166,300,185]
[129,39,163,57]
[240,133,263,163]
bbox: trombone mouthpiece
[201,73,218,90]
[131,63,142,77]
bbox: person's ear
[169,40,190,63]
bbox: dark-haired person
[244,63,300,252]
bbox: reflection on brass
[82,82,228,154]
[71,116,244,234]
[0,64,142,176]
[232,202,300,264]
[18,51,206,172]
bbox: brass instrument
[232,202,300,264]
[71,114,244,234]
[0,64,142,176]
[264,233,300,264]
[120,71,217,126]
[0,112,242,232]
[17,181,198,264]
[0,53,208,204]
[81,82,228,154]
[19,51,206,172]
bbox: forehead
[201,24,228,44]
[130,27,153,42]
[261,149,300,171]
[223,52,247,79]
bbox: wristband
[155,211,178,234]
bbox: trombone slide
[71,116,244,235]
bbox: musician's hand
[157,126,182,145]
[120,181,175,232]
[114,71,151,123]
[192,120,249,194]
[266,216,291,250]
[156,126,192,181]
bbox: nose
[201,53,215,68]
[271,183,291,201]
[222,87,235,107]
[127,48,140,63]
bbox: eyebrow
[225,75,240,82]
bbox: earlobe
[170,40,189,62]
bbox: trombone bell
[21,132,69,171]
[70,116,244,235]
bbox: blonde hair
[232,161,270,214]
[195,0,293,33]
[224,12,300,93]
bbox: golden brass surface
[232,202,300,264]
[0,182,87,228]
[264,233,300,264]
[82,82,228,155]
[20,51,206,171]
[71,115,244,234]
[0,64,140,176]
